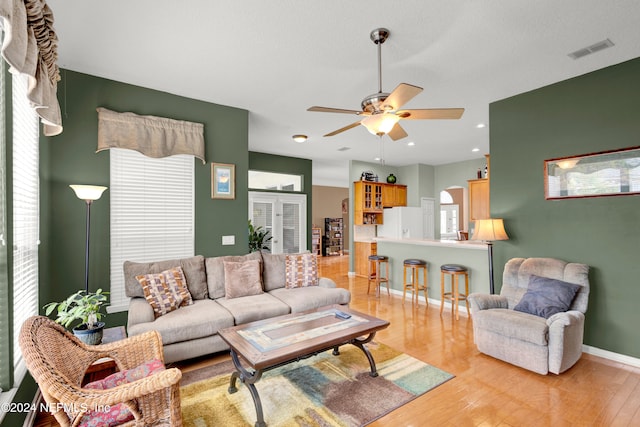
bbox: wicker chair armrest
[57,367,182,410]
[89,330,164,369]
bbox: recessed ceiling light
[476,123,486,129]
[292,134,307,143]
[374,157,381,161]
[407,141,415,146]
[472,148,480,152]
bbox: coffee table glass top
[237,307,369,352]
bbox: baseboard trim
[582,344,640,368]
[22,389,41,427]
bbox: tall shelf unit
[311,227,322,256]
[324,218,343,256]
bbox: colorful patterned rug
[179,342,454,426]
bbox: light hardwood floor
[35,254,640,426]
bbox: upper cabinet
[354,181,407,225]
[468,154,490,221]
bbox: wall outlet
[222,235,235,245]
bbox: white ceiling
[47,0,640,187]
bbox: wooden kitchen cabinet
[468,154,490,221]
[354,241,377,277]
[382,184,407,207]
[354,181,384,225]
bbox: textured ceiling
[47,0,640,187]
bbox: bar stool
[440,264,470,320]
[367,255,390,297]
[402,259,428,305]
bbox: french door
[249,192,306,254]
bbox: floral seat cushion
[78,358,165,426]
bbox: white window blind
[11,73,40,376]
[109,148,194,312]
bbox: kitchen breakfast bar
[359,237,491,311]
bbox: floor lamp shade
[471,218,509,294]
[70,185,107,294]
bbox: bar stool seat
[440,264,470,320]
[403,259,428,305]
[368,255,390,297]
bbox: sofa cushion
[128,299,235,345]
[216,293,290,325]
[261,252,287,292]
[124,255,208,300]
[472,308,549,346]
[514,275,581,319]
[206,252,262,299]
[136,267,193,318]
[285,253,318,289]
[224,259,263,299]
[269,286,351,313]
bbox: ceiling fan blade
[387,123,408,141]
[396,108,465,120]
[308,106,362,115]
[324,121,362,137]
[382,83,423,111]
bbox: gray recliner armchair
[468,257,590,375]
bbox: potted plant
[248,220,273,252]
[43,289,109,345]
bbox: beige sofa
[124,252,351,363]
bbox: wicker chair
[19,316,182,426]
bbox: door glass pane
[282,203,300,253]
[251,201,273,252]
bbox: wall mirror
[544,146,640,199]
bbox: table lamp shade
[471,218,509,242]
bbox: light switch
[222,235,235,245]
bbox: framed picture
[211,163,235,199]
[544,146,640,200]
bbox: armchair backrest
[501,257,590,313]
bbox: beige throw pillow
[223,259,264,299]
[136,266,193,318]
[285,253,319,289]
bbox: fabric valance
[0,0,63,136]
[96,107,206,164]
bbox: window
[108,149,195,313]
[0,56,8,395]
[0,72,40,403]
[248,170,303,191]
[249,192,306,254]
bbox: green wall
[41,69,249,326]
[490,57,640,357]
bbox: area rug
[179,342,454,426]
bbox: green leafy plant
[248,219,273,252]
[43,289,109,330]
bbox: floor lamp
[471,218,509,294]
[70,185,108,294]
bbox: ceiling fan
[308,28,464,141]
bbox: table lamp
[471,218,509,294]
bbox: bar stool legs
[402,259,428,306]
[367,255,390,297]
[440,264,470,320]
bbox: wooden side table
[82,326,127,385]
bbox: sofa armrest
[467,293,508,313]
[128,297,155,328]
[318,277,337,289]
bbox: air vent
[568,39,614,60]
[337,147,351,152]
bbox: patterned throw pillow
[285,253,319,289]
[136,266,193,317]
[223,259,264,299]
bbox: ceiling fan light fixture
[361,113,399,136]
[292,134,307,143]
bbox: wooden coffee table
[218,305,390,427]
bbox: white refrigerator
[377,207,424,239]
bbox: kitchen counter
[374,237,488,250]
[372,237,491,303]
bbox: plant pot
[73,322,105,345]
